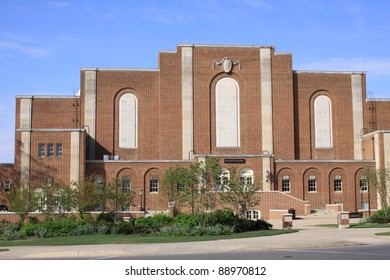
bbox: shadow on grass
[0,229,298,247]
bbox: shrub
[97,224,111,235]
[70,224,97,236]
[19,223,40,237]
[154,224,235,236]
[369,207,390,224]
[207,209,236,226]
[35,227,53,238]
[0,220,11,235]
[234,218,272,232]
[97,212,115,223]
[173,213,199,227]
[112,221,136,235]
[28,216,39,224]
[2,224,24,240]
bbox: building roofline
[177,43,276,49]
[16,128,86,132]
[366,98,390,102]
[16,95,79,99]
[293,70,366,75]
[80,67,159,72]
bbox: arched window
[34,188,47,212]
[216,78,240,147]
[240,167,254,187]
[314,95,332,148]
[216,168,230,191]
[119,93,138,148]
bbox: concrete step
[310,209,337,216]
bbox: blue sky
[1,0,390,163]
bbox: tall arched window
[216,77,240,147]
[119,93,138,148]
[314,95,332,148]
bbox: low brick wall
[269,209,288,220]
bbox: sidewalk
[1,214,390,259]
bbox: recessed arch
[314,95,333,148]
[119,93,138,149]
[215,77,240,147]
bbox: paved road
[106,244,390,260]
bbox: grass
[316,222,390,228]
[0,229,297,247]
[349,223,390,228]
[376,232,390,236]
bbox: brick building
[1,44,389,220]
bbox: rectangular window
[150,176,159,192]
[95,176,104,194]
[308,175,316,192]
[240,176,252,186]
[122,176,131,192]
[282,175,290,192]
[360,175,368,192]
[4,181,11,192]
[334,175,342,192]
[47,143,54,157]
[216,177,228,191]
[177,183,185,192]
[56,144,63,157]
[122,204,131,212]
[38,143,45,158]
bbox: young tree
[71,177,105,219]
[7,186,37,227]
[105,178,135,222]
[219,168,261,218]
[369,167,390,209]
[192,157,223,225]
[161,165,198,215]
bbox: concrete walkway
[1,214,389,259]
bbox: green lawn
[376,231,390,236]
[349,223,390,228]
[0,229,297,247]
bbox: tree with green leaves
[7,186,37,227]
[191,157,224,225]
[105,178,135,222]
[161,165,198,216]
[71,177,105,219]
[368,167,389,209]
[219,168,261,218]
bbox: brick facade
[1,44,389,220]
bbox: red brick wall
[275,161,377,211]
[31,97,80,129]
[272,54,295,159]
[293,72,357,160]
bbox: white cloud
[48,1,70,9]
[0,40,51,58]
